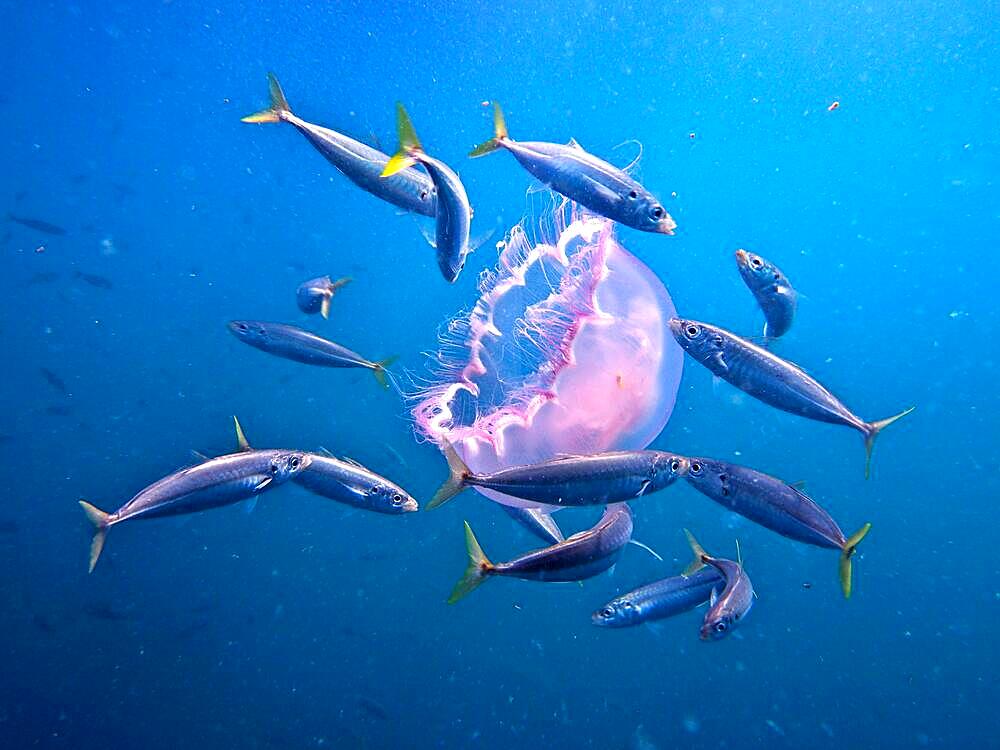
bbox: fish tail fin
[838,522,871,599]
[330,276,353,292]
[371,356,398,389]
[448,521,493,603]
[862,406,914,479]
[681,528,708,576]
[381,103,422,177]
[78,501,111,573]
[241,72,291,123]
[469,102,510,158]
[427,440,472,510]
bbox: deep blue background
[1,1,996,748]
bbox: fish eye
[289,456,300,470]
[670,459,680,472]
[420,190,428,200]
[685,325,700,338]
[237,323,248,331]
[627,190,638,200]
[651,206,664,219]
[715,621,728,633]
[690,462,702,475]
[392,493,403,506]
[601,606,615,618]
[751,256,763,268]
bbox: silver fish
[449,504,633,603]
[735,249,796,339]
[592,560,723,629]
[683,530,753,641]
[668,317,913,477]
[470,103,675,234]
[242,73,437,217]
[293,450,418,514]
[429,441,689,509]
[382,104,473,283]
[227,320,396,388]
[78,427,310,572]
[296,275,351,319]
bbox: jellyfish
[411,194,683,510]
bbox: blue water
[3,2,996,747]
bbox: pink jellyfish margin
[410,194,683,509]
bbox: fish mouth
[402,498,420,513]
[667,317,686,337]
[656,214,678,235]
[734,248,749,266]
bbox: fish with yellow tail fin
[428,440,688,510]
[242,73,437,217]
[668,317,913,478]
[381,104,473,283]
[296,275,352,319]
[469,102,675,234]
[684,456,870,598]
[77,421,311,573]
[682,529,754,641]
[449,504,634,603]
[227,320,396,389]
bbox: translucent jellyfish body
[412,196,682,508]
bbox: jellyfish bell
[411,194,682,509]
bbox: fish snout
[228,320,251,337]
[672,455,691,477]
[734,248,749,266]
[402,497,420,513]
[656,212,678,235]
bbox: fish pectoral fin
[253,476,273,492]
[189,449,210,462]
[635,479,652,497]
[709,587,718,607]
[468,226,496,253]
[711,351,729,373]
[579,173,622,205]
[317,445,336,458]
[412,216,437,248]
[244,497,259,514]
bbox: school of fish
[68,72,914,645]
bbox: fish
[382,104,474,283]
[227,320,396,388]
[429,440,689,510]
[734,249,796,339]
[470,103,675,234]
[668,317,913,477]
[77,417,312,573]
[292,449,418,514]
[39,367,67,394]
[449,504,634,603]
[73,270,114,289]
[25,271,60,286]
[683,530,754,641]
[296,275,352,319]
[242,73,437,217]
[591,559,723,629]
[498,503,565,545]
[684,456,871,597]
[8,213,67,235]
[357,696,390,721]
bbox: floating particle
[828,101,840,112]
[688,132,696,139]
[682,716,700,733]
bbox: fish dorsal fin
[342,455,366,469]
[233,415,251,451]
[789,480,807,491]
[189,449,210,462]
[735,538,743,567]
[566,137,585,151]
[317,445,336,458]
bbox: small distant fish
[8,212,67,236]
[382,104,473,283]
[228,321,397,388]
[668,318,913,477]
[292,450,418,514]
[242,73,437,217]
[734,249,796,339]
[73,270,114,289]
[429,441,689,509]
[357,696,390,721]
[26,271,60,286]
[42,404,74,417]
[296,275,352,319]
[40,367,68,394]
[78,417,311,572]
[683,530,753,641]
[449,504,634,603]
[470,103,675,234]
[498,503,564,545]
[685,457,870,598]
